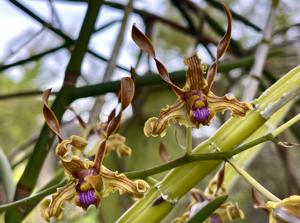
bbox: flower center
[192,107,210,124]
[79,189,96,209]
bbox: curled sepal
[106,134,132,158]
[41,180,77,222]
[205,3,232,92]
[266,195,300,223]
[42,89,63,141]
[61,155,93,179]
[214,202,245,222]
[100,166,150,199]
[207,92,253,117]
[183,53,208,90]
[144,100,191,137]
[131,24,184,97]
[55,136,87,159]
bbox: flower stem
[272,112,300,137]
[186,127,193,155]
[227,158,280,202]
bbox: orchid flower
[40,77,149,222]
[131,4,252,137]
[260,196,300,223]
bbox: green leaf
[187,195,228,223]
[0,149,15,203]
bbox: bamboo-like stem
[117,66,300,223]
[227,159,280,202]
[242,0,279,101]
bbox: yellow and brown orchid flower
[131,4,252,137]
[41,77,149,222]
[261,196,300,223]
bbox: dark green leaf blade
[187,195,228,223]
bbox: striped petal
[144,99,192,137]
[41,180,77,222]
[183,53,208,91]
[100,166,149,199]
[207,92,252,117]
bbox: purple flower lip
[79,189,96,209]
[193,107,210,124]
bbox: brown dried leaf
[206,3,232,91]
[158,142,170,163]
[42,89,63,141]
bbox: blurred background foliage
[0,0,299,222]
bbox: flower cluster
[41,77,149,222]
[131,3,252,137]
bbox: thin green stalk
[272,113,300,137]
[125,134,275,179]
[227,159,280,202]
[0,180,66,212]
[186,128,193,155]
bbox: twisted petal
[184,54,208,90]
[131,25,184,98]
[100,166,149,198]
[144,99,191,137]
[41,180,77,222]
[266,195,300,223]
[205,3,232,92]
[207,92,252,117]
